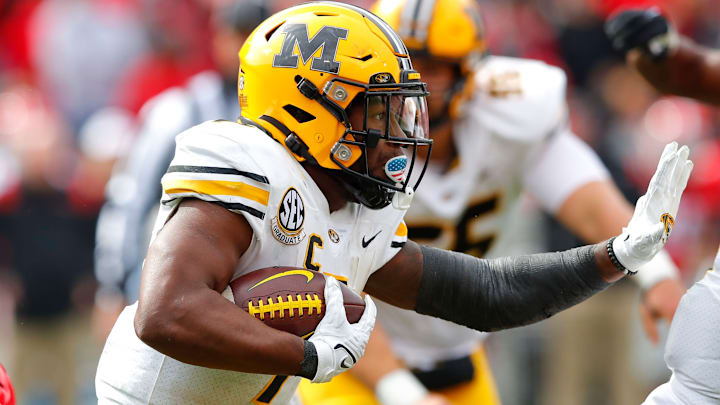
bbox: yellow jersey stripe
[322,272,349,283]
[395,222,408,237]
[162,179,269,206]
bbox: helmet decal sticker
[272,24,348,74]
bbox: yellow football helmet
[372,0,487,120]
[238,1,432,209]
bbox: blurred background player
[606,7,720,106]
[606,8,720,404]
[92,0,268,340]
[298,1,685,405]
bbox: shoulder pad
[463,56,568,143]
[173,120,282,177]
[163,121,277,221]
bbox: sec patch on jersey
[225,267,365,337]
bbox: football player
[605,8,720,106]
[95,2,692,404]
[299,1,689,404]
[606,8,720,405]
[640,251,720,405]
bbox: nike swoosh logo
[334,343,356,368]
[248,269,315,291]
[361,230,382,248]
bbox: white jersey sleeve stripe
[166,165,269,184]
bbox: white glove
[613,142,693,272]
[309,276,376,383]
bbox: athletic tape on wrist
[633,249,679,290]
[375,369,428,405]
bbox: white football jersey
[375,55,610,369]
[96,120,409,405]
[642,248,720,405]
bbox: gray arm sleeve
[415,244,611,332]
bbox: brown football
[228,266,365,337]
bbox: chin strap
[258,114,320,167]
[339,171,393,210]
[392,187,414,210]
[249,113,394,210]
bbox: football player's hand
[639,278,685,344]
[605,8,676,60]
[613,142,692,273]
[309,277,376,383]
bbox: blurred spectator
[28,0,147,130]
[92,0,267,341]
[0,0,42,74]
[112,0,213,114]
[0,76,125,404]
[0,146,20,374]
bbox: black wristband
[298,340,318,380]
[607,236,636,276]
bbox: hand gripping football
[225,266,365,337]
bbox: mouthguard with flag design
[385,156,408,184]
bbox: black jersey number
[253,375,289,404]
[408,195,500,257]
[256,234,324,403]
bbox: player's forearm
[349,323,404,389]
[131,198,314,376]
[414,242,621,332]
[135,286,307,376]
[556,180,633,244]
[633,39,720,105]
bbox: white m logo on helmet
[273,24,349,74]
